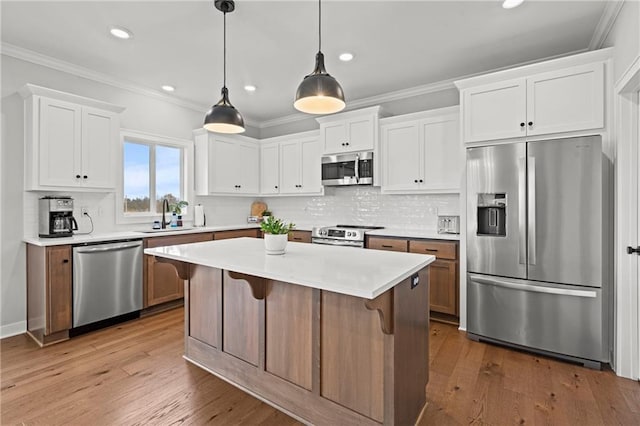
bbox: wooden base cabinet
[26,244,73,346]
[409,240,459,318]
[183,264,429,425]
[144,233,213,307]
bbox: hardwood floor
[1,308,639,425]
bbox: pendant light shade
[203,0,245,134]
[294,0,345,115]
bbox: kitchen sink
[138,227,195,233]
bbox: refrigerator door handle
[469,274,597,298]
[528,156,537,265]
[518,157,527,265]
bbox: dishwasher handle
[74,241,142,254]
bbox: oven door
[321,152,373,186]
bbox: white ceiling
[1,1,609,126]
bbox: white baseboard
[0,321,26,339]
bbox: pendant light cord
[223,10,227,88]
[318,0,321,52]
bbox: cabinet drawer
[409,240,457,260]
[289,230,312,243]
[367,237,408,252]
[214,229,260,240]
[145,232,214,249]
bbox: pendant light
[203,0,245,134]
[294,0,345,115]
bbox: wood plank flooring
[2,308,639,425]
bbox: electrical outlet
[81,207,89,216]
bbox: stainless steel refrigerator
[466,135,610,368]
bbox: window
[118,130,193,223]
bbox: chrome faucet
[161,199,170,229]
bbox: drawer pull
[382,245,393,248]
[424,249,438,253]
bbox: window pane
[155,145,182,213]
[123,142,150,213]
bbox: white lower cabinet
[381,107,461,194]
[194,131,260,196]
[21,85,124,191]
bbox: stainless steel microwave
[321,151,373,186]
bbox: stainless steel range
[312,225,384,248]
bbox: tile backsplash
[197,186,459,230]
[24,187,459,236]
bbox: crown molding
[259,79,457,129]
[589,0,625,50]
[0,42,261,129]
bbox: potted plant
[260,216,295,255]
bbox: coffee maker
[39,196,78,238]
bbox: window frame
[116,129,193,225]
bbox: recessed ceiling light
[161,85,175,92]
[244,85,257,92]
[109,26,133,40]
[502,0,524,9]
[339,53,354,62]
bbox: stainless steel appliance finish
[72,240,143,327]
[312,224,383,248]
[321,151,374,186]
[437,215,460,234]
[38,196,78,238]
[466,135,610,366]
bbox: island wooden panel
[321,291,385,422]
[189,265,221,348]
[222,270,262,366]
[181,264,430,425]
[265,280,313,390]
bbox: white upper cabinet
[279,137,322,195]
[260,142,280,195]
[21,85,124,191]
[462,79,526,143]
[457,52,608,144]
[526,63,604,136]
[194,131,259,196]
[381,107,461,194]
[317,106,381,154]
[259,132,322,196]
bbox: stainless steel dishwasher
[72,240,143,327]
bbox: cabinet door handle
[62,259,69,263]
[419,179,423,183]
[76,174,81,179]
[414,179,418,183]
[528,121,533,126]
[520,122,525,128]
[293,237,302,241]
[382,244,393,248]
[627,246,640,255]
[345,142,350,146]
[275,185,278,189]
[83,175,88,179]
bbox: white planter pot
[264,233,288,255]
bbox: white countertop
[366,228,460,241]
[145,237,435,299]
[23,224,261,247]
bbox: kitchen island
[145,237,435,425]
